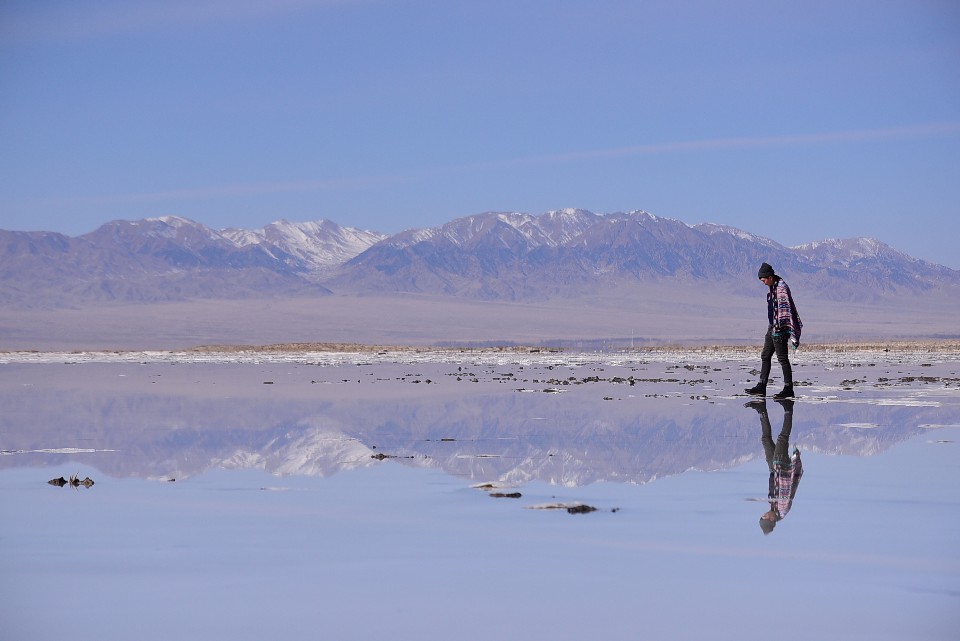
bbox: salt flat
[1,345,958,640]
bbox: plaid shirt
[767,278,803,346]
[769,449,804,518]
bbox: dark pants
[760,326,792,386]
[760,404,794,469]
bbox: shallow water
[2,349,959,641]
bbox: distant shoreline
[187,340,960,354]
[4,339,960,357]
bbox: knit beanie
[759,517,777,535]
[758,262,775,279]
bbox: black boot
[775,398,794,412]
[744,399,768,414]
[744,383,767,396]
[773,384,794,400]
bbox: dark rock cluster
[48,474,95,488]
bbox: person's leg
[745,327,774,395]
[757,406,775,470]
[775,335,792,385]
[772,334,794,398]
[760,327,775,384]
[773,399,794,465]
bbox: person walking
[745,262,802,399]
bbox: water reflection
[3,358,957,641]
[746,398,804,534]
[2,362,954,487]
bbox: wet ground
[2,346,958,640]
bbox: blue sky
[2,0,959,267]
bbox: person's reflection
[745,398,803,535]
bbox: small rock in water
[566,505,598,514]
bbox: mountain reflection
[2,377,946,486]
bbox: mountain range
[2,209,959,348]
[3,208,957,307]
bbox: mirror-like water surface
[2,348,958,640]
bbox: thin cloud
[34,121,960,210]
[504,121,960,166]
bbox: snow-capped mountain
[326,209,945,301]
[0,216,382,305]
[792,237,914,266]
[2,209,958,308]
[222,219,387,281]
